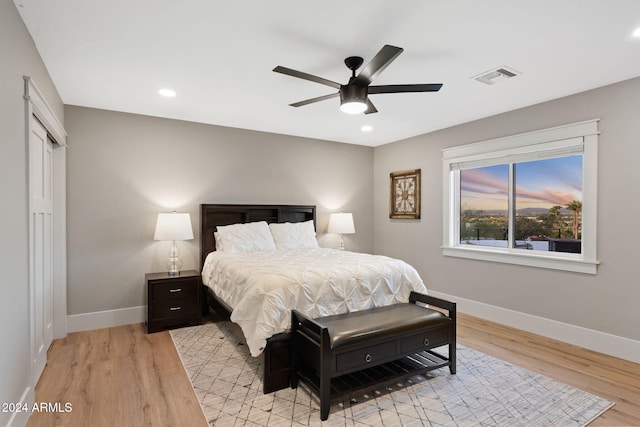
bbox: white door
[30,117,54,382]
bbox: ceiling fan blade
[364,99,378,114]
[289,92,339,107]
[369,83,443,94]
[354,45,403,86]
[273,66,342,89]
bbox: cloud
[516,187,579,206]
[461,167,580,209]
[460,169,508,195]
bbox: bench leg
[290,312,299,389]
[320,373,330,421]
[449,341,456,374]
[290,342,298,389]
[319,327,332,420]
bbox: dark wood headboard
[200,204,316,268]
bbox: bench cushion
[314,303,451,349]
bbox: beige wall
[65,106,373,315]
[374,76,640,342]
[1,1,64,424]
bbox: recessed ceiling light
[633,27,640,37]
[158,88,176,97]
[361,125,373,132]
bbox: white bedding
[201,248,427,356]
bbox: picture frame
[389,169,421,219]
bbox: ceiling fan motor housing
[340,84,368,104]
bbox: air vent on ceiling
[473,66,521,85]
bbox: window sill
[442,246,599,274]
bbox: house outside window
[442,120,599,274]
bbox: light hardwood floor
[457,314,640,426]
[27,323,207,427]
[28,314,640,427]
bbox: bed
[199,203,427,393]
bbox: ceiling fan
[273,44,443,115]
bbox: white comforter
[201,248,427,356]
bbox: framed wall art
[389,169,421,219]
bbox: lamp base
[338,234,346,251]
[167,240,183,276]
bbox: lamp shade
[327,213,355,234]
[153,212,194,241]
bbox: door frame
[23,76,67,393]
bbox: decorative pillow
[269,220,319,250]
[216,221,276,253]
[214,231,225,252]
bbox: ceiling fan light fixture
[340,100,367,114]
[340,85,368,114]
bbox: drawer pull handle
[364,353,372,363]
[423,338,430,346]
[169,306,182,311]
[169,288,182,293]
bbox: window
[460,164,509,249]
[442,120,599,274]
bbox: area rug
[170,322,613,426]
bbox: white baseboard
[64,296,640,365]
[66,306,145,333]
[5,387,31,427]
[430,290,640,365]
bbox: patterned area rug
[170,322,613,426]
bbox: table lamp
[154,212,194,276]
[327,212,355,250]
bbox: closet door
[30,117,54,382]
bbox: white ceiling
[14,0,640,147]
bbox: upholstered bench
[290,291,456,421]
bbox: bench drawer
[336,340,397,373]
[400,326,450,354]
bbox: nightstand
[146,270,202,333]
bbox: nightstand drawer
[152,279,198,301]
[153,298,199,319]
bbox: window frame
[442,120,599,274]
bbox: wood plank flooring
[457,314,640,426]
[27,323,207,427]
[28,315,640,426]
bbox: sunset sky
[460,155,582,212]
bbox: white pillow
[269,220,319,250]
[216,221,276,253]
[214,231,225,252]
